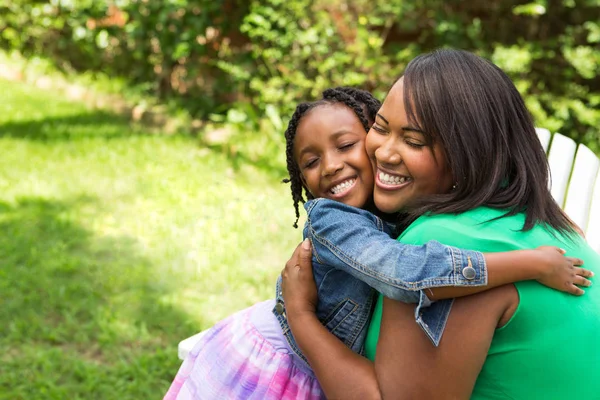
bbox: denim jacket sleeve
[304,198,488,304]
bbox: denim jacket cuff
[414,294,453,346]
[449,247,488,286]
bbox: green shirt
[365,207,600,399]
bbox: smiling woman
[281,49,600,400]
[367,77,453,214]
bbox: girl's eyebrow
[376,113,389,124]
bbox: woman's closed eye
[405,139,426,149]
[371,123,388,134]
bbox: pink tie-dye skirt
[164,300,325,399]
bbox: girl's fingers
[568,284,586,296]
[573,275,592,288]
[573,265,593,276]
[567,257,586,267]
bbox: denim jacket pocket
[322,299,359,344]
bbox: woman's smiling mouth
[376,170,412,189]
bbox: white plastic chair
[541,130,600,252]
[177,331,208,360]
[176,128,600,361]
[536,127,552,152]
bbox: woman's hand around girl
[534,246,592,295]
[281,239,318,319]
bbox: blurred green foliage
[1,0,599,150]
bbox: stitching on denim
[304,198,322,215]
[346,289,375,348]
[310,224,457,290]
[449,246,460,285]
[477,251,488,284]
[323,298,359,334]
[308,230,324,264]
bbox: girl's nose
[321,155,344,177]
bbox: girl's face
[294,104,374,208]
[366,78,453,214]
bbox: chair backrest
[538,129,600,253]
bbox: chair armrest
[178,330,208,360]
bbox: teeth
[379,172,410,186]
[331,179,355,194]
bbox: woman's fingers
[282,241,305,276]
[298,239,312,270]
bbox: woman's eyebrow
[376,113,389,124]
[401,126,426,134]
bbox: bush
[1,0,599,151]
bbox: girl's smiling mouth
[328,178,357,197]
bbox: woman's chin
[373,199,405,214]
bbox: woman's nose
[375,137,402,165]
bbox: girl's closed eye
[338,142,357,151]
[303,158,319,169]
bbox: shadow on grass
[0,110,289,181]
[0,197,202,398]
[0,111,143,141]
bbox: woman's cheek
[365,131,379,160]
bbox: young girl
[164,87,589,399]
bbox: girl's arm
[307,199,590,301]
[428,246,591,300]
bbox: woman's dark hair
[283,87,381,227]
[402,48,575,234]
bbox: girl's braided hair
[283,87,381,227]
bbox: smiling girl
[164,87,589,400]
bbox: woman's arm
[282,240,381,400]
[281,240,519,398]
[375,288,517,399]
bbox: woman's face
[294,104,374,208]
[366,78,453,213]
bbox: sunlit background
[1,0,598,398]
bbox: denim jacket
[274,198,487,365]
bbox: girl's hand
[281,239,318,317]
[535,246,592,295]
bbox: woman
[281,49,600,399]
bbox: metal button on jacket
[462,266,477,280]
[275,301,285,315]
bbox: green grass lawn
[0,79,303,399]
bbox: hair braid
[335,87,381,122]
[283,87,381,227]
[282,102,315,228]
